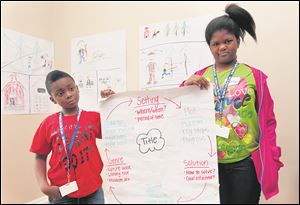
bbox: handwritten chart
[99,85,219,203]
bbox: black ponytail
[225,4,256,42]
[205,3,257,45]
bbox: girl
[181,4,283,204]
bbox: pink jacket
[181,64,284,200]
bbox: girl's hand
[101,88,115,98]
[184,75,210,89]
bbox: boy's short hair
[45,70,75,95]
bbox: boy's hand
[184,75,209,89]
[101,89,115,98]
[42,185,61,200]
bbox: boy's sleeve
[97,112,102,139]
[30,119,52,155]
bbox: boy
[30,70,114,204]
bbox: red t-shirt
[30,110,103,198]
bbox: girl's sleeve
[263,81,277,146]
[263,81,284,168]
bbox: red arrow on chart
[109,186,122,204]
[163,97,181,109]
[177,182,207,203]
[207,135,216,157]
[106,98,133,120]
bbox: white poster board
[99,85,220,203]
[1,28,54,115]
[139,16,214,90]
[71,31,126,111]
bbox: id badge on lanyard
[59,109,82,184]
[213,62,238,127]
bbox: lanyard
[213,62,238,123]
[59,109,82,182]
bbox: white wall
[1,1,299,203]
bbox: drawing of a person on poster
[147,52,157,84]
[2,73,25,109]
[77,40,88,64]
